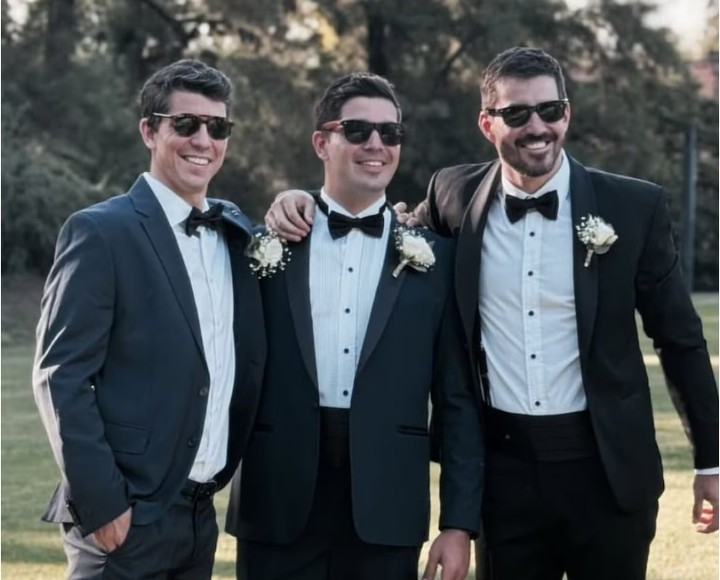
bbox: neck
[323,188,384,215]
[503,156,563,195]
[148,171,207,209]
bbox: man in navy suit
[33,59,265,579]
[266,47,718,580]
[226,72,484,580]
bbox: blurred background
[1,0,718,289]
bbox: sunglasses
[485,100,569,128]
[151,113,234,140]
[322,119,404,146]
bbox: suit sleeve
[635,191,719,469]
[32,212,130,534]
[431,244,484,536]
[414,170,454,236]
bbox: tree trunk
[365,5,388,76]
[44,0,76,77]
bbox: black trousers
[61,491,218,580]
[239,408,420,580]
[480,408,658,580]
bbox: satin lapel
[568,157,599,368]
[357,214,404,373]
[129,177,205,357]
[286,237,319,387]
[455,161,501,345]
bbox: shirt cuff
[695,467,720,475]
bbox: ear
[477,110,495,144]
[312,130,329,161]
[139,118,156,151]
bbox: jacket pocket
[397,424,429,437]
[105,422,149,455]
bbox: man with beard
[264,47,718,580]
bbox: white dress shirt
[145,173,235,482]
[478,152,587,415]
[309,190,390,409]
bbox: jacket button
[199,386,209,397]
[187,437,198,447]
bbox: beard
[499,132,564,178]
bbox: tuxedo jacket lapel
[129,178,205,359]
[286,237,319,387]
[357,214,405,373]
[568,157,599,368]
[456,161,501,345]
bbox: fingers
[692,496,704,524]
[393,201,408,215]
[695,506,719,533]
[405,215,421,227]
[422,550,440,580]
[91,507,132,552]
[265,193,314,242]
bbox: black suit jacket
[226,215,484,547]
[32,175,266,535]
[418,156,718,512]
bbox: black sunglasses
[322,119,404,146]
[485,100,569,128]
[151,113,234,139]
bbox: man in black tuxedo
[226,72,484,580]
[265,47,718,580]
[33,59,265,579]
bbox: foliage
[1,0,717,287]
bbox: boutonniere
[575,215,618,267]
[245,231,291,278]
[392,226,436,278]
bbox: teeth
[185,156,210,166]
[524,141,548,150]
[361,161,383,166]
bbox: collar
[143,172,209,230]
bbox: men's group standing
[32,47,717,580]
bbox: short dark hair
[314,72,401,129]
[140,59,234,131]
[480,47,567,108]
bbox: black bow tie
[504,190,559,223]
[316,196,384,240]
[184,204,224,237]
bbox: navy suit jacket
[33,175,266,535]
[226,214,484,547]
[417,156,718,511]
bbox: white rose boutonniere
[245,231,291,278]
[392,226,436,278]
[575,215,618,267]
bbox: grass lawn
[2,275,717,579]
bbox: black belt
[484,405,597,461]
[180,479,218,502]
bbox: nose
[363,129,384,149]
[524,110,547,131]
[190,123,213,146]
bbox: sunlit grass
[3,297,717,579]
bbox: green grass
[2,277,718,579]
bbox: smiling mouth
[518,133,555,149]
[183,156,211,166]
